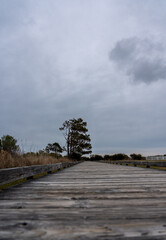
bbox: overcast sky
[1,0,166,156]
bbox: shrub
[90,154,103,161]
[81,156,90,161]
[111,153,129,161]
[130,153,145,160]
[70,152,82,160]
[0,150,70,169]
[104,155,111,160]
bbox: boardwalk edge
[0,161,81,190]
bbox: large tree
[59,118,92,159]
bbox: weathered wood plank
[0,161,166,239]
[0,162,78,187]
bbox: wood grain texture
[0,162,77,186]
[0,161,166,239]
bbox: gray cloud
[1,0,166,155]
[109,37,166,83]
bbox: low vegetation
[89,153,145,161]
[0,150,70,169]
[0,122,148,170]
[0,134,71,169]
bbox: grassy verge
[112,162,166,171]
[0,151,70,169]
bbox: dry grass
[0,150,71,169]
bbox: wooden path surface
[0,161,166,239]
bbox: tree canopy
[59,118,92,159]
[130,153,145,160]
[45,142,63,154]
[0,135,19,154]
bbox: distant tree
[111,153,129,160]
[90,154,103,161]
[59,118,92,159]
[1,135,19,154]
[81,156,90,161]
[104,155,111,160]
[45,142,63,154]
[130,153,145,160]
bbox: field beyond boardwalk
[1,161,166,239]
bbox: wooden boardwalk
[0,161,166,239]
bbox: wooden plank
[0,161,166,239]
[0,162,78,187]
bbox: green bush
[0,135,19,155]
[81,156,90,161]
[90,154,103,161]
[130,153,145,160]
[104,155,111,160]
[111,153,129,161]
